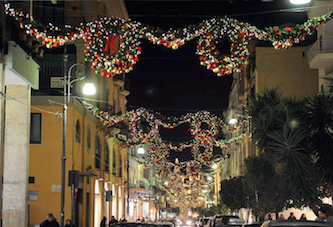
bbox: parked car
[260,220,333,227]
[176,219,195,227]
[151,222,174,227]
[196,217,213,227]
[112,222,149,227]
[212,215,245,227]
[202,217,214,227]
[207,218,215,227]
[195,218,203,227]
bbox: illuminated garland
[5,3,333,76]
[134,150,226,209]
[85,101,246,207]
[83,101,246,165]
[155,169,213,208]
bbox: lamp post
[61,61,96,227]
[290,0,311,4]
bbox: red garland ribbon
[103,35,120,55]
[20,18,23,28]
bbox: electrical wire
[13,0,333,21]
[0,91,61,116]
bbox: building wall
[256,46,318,98]
[223,44,319,193]
[28,97,101,227]
[308,0,333,94]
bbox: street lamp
[61,61,96,227]
[137,146,145,154]
[67,63,96,103]
[290,0,311,4]
[228,118,238,125]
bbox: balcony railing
[308,37,333,63]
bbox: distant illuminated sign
[51,77,64,88]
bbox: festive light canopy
[6,2,329,210]
[4,3,333,77]
[83,101,245,165]
[83,101,245,209]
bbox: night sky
[123,0,311,160]
[124,0,309,116]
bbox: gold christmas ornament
[213,67,220,73]
[224,57,230,62]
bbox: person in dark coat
[40,213,60,227]
[300,214,307,221]
[109,216,118,225]
[100,216,107,227]
[65,219,75,227]
[287,212,296,221]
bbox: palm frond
[266,127,318,206]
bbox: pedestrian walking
[100,216,107,227]
[40,213,60,227]
[109,216,118,225]
[316,208,333,223]
[300,214,307,221]
[287,212,296,221]
[267,214,272,221]
[119,215,127,223]
[65,219,75,227]
[278,214,285,220]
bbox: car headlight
[186,221,192,225]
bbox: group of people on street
[269,208,332,223]
[100,215,129,227]
[40,213,75,227]
[284,212,307,221]
[41,207,333,227]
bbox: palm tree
[306,93,333,194]
[246,87,320,207]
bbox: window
[95,134,100,169]
[112,145,117,174]
[40,1,65,26]
[105,141,109,172]
[30,113,41,144]
[87,125,91,152]
[29,177,35,184]
[76,120,81,143]
[119,154,122,178]
[143,169,149,179]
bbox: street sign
[28,191,38,201]
[51,77,64,88]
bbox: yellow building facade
[27,1,130,227]
[29,74,130,227]
[224,41,319,182]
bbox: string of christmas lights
[4,3,333,77]
[83,103,241,209]
[83,101,245,164]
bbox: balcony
[308,37,333,69]
[129,182,151,194]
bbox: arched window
[87,125,91,152]
[119,154,122,178]
[95,134,100,169]
[112,144,117,175]
[105,141,109,172]
[76,120,81,143]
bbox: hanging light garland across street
[4,3,333,76]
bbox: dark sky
[124,0,309,117]
[122,0,311,160]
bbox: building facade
[308,0,333,93]
[0,1,132,227]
